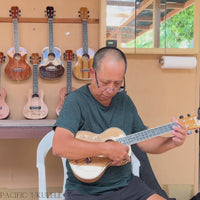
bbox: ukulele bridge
[12,68,24,72]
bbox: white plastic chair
[36,130,140,200]
[36,130,67,200]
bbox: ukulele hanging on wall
[73,7,95,81]
[39,6,64,79]
[56,50,76,116]
[23,53,48,119]
[0,52,10,119]
[5,6,31,81]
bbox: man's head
[92,47,127,73]
[89,47,127,106]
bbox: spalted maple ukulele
[0,52,10,119]
[5,6,31,81]
[23,53,48,119]
[56,50,76,116]
[69,115,199,183]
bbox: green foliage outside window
[125,5,194,48]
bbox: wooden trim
[0,17,99,24]
[153,0,161,48]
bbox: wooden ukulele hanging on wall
[73,7,94,81]
[5,6,31,81]
[0,52,10,119]
[23,53,48,119]
[39,6,64,80]
[56,50,76,116]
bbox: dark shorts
[64,176,156,200]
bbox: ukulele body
[0,88,10,119]
[5,47,31,81]
[73,47,94,80]
[23,88,48,119]
[56,86,76,116]
[39,47,64,79]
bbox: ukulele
[0,53,10,119]
[39,6,64,79]
[69,115,199,183]
[23,53,48,119]
[73,7,94,81]
[56,50,76,116]
[5,6,31,81]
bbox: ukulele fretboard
[13,19,20,53]
[117,122,177,145]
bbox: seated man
[53,47,187,200]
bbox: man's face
[90,56,125,106]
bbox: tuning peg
[179,115,184,119]
[195,129,199,133]
[88,11,90,14]
[187,114,191,117]
[19,9,21,13]
[78,11,80,13]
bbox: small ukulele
[39,6,64,79]
[23,53,48,119]
[0,52,10,119]
[69,115,200,183]
[73,7,94,81]
[5,6,31,81]
[56,50,76,116]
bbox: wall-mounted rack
[0,17,99,24]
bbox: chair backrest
[36,130,67,200]
[36,130,140,200]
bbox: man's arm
[137,117,187,154]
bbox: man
[53,47,187,200]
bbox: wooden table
[0,120,56,139]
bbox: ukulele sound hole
[82,53,89,61]
[14,53,21,61]
[48,53,55,61]
[32,94,39,98]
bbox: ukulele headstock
[30,53,41,65]
[46,6,55,19]
[9,6,21,19]
[64,50,74,61]
[78,7,89,20]
[0,52,5,64]
[179,114,200,134]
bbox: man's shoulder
[66,84,91,103]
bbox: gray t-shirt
[54,84,146,195]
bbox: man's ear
[89,68,95,78]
